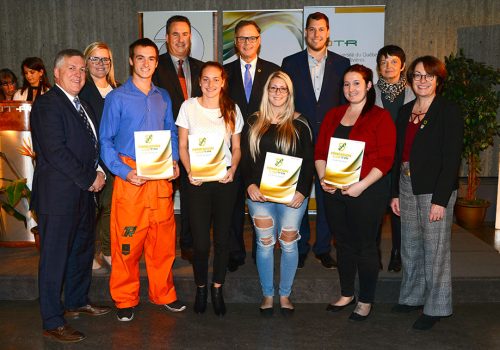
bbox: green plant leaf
[0,202,27,227]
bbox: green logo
[145,134,153,143]
[199,137,207,146]
[275,158,284,167]
[338,143,347,151]
[122,244,130,256]
[123,226,137,237]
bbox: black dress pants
[324,180,387,303]
[188,180,237,286]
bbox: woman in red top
[315,64,396,321]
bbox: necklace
[410,111,425,124]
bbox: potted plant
[443,50,500,229]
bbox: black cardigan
[241,114,314,198]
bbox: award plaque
[324,137,365,187]
[134,130,173,179]
[188,134,227,182]
[260,152,302,204]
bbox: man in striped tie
[153,15,204,263]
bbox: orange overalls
[109,156,177,308]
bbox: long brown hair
[200,61,236,132]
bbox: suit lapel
[318,52,338,103]
[298,51,316,103]
[232,59,247,108]
[249,58,266,107]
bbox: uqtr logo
[275,158,284,167]
[338,143,347,151]
[199,137,207,146]
[145,134,153,143]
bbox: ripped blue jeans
[246,198,307,297]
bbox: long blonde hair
[83,41,118,88]
[248,71,298,161]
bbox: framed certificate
[134,130,174,179]
[188,134,227,182]
[260,152,302,204]
[324,137,365,187]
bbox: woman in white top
[13,57,51,102]
[176,61,243,317]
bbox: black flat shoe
[194,286,207,314]
[259,306,274,317]
[326,297,356,312]
[412,314,442,330]
[388,249,402,272]
[280,307,294,317]
[349,311,370,321]
[349,303,372,321]
[211,285,226,316]
[391,304,424,313]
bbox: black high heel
[211,285,226,316]
[194,285,207,314]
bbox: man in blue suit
[282,12,350,269]
[224,20,280,272]
[31,49,110,343]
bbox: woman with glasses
[241,71,314,316]
[390,56,463,330]
[176,61,243,316]
[80,42,120,273]
[315,64,395,321]
[374,45,415,273]
[13,57,51,102]
[0,68,18,101]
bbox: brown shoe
[66,304,111,318]
[43,324,85,343]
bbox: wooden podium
[0,101,36,246]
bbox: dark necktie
[244,63,252,103]
[74,96,98,167]
[178,59,188,100]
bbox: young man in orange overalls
[100,38,185,321]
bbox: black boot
[194,285,208,314]
[388,249,402,272]
[211,284,226,316]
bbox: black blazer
[153,54,203,120]
[30,85,99,215]
[224,57,280,120]
[391,95,463,207]
[79,79,104,125]
[281,50,350,138]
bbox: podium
[0,101,35,246]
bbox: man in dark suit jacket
[31,49,110,343]
[282,12,351,269]
[224,20,280,272]
[152,15,204,262]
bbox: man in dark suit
[282,12,351,269]
[31,49,110,343]
[224,20,280,272]
[153,15,203,262]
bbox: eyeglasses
[0,81,15,87]
[88,56,111,65]
[268,86,289,94]
[235,36,260,44]
[412,73,435,81]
